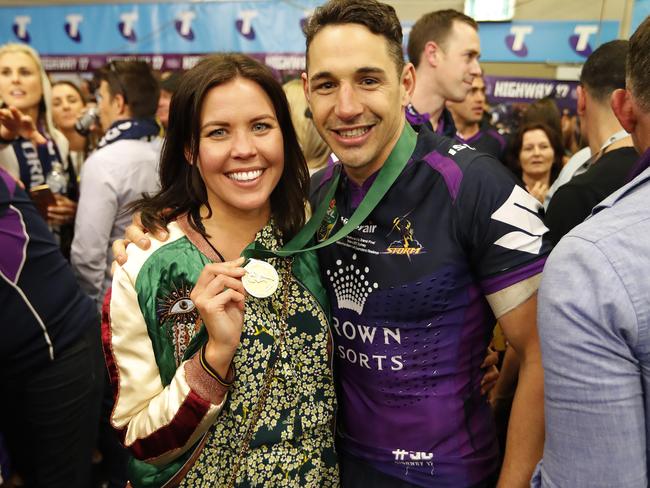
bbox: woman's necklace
[192,207,226,263]
[201,234,226,263]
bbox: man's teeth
[338,127,369,138]
[227,170,263,182]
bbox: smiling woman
[51,80,94,175]
[507,122,564,203]
[105,53,338,487]
[0,43,80,257]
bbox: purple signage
[484,75,578,111]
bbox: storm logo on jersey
[386,215,425,257]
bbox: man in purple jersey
[302,1,547,486]
[447,75,507,161]
[405,10,482,137]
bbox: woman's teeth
[227,169,263,182]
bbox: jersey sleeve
[104,258,227,466]
[454,155,551,300]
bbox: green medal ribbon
[242,122,417,260]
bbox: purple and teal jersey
[310,128,550,487]
[455,128,507,162]
[406,104,457,139]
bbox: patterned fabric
[180,224,338,487]
[107,216,337,487]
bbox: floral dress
[179,222,339,487]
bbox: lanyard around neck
[599,129,629,153]
[242,122,418,260]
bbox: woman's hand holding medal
[191,258,247,378]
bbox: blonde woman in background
[283,78,331,175]
[0,43,79,257]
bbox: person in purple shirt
[447,75,507,161]
[302,2,547,487]
[533,16,650,487]
[405,10,482,137]
[0,166,103,487]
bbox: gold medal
[242,259,279,298]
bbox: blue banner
[404,20,620,63]
[631,0,650,31]
[0,1,320,54]
[0,2,621,66]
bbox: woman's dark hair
[52,80,87,104]
[506,122,563,184]
[132,53,310,241]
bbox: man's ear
[301,72,310,104]
[423,41,442,68]
[576,85,587,117]
[611,88,636,134]
[113,93,128,116]
[400,62,416,106]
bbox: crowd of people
[1,0,649,487]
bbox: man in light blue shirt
[533,16,650,487]
[71,61,161,311]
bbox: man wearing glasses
[71,60,161,311]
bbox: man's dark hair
[130,53,309,241]
[407,10,478,69]
[522,97,562,138]
[96,60,159,118]
[579,40,628,103]
[627,16,650,111]
[303,0,404,75]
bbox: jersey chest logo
[325,253,379,315]
[386,214,425,258]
